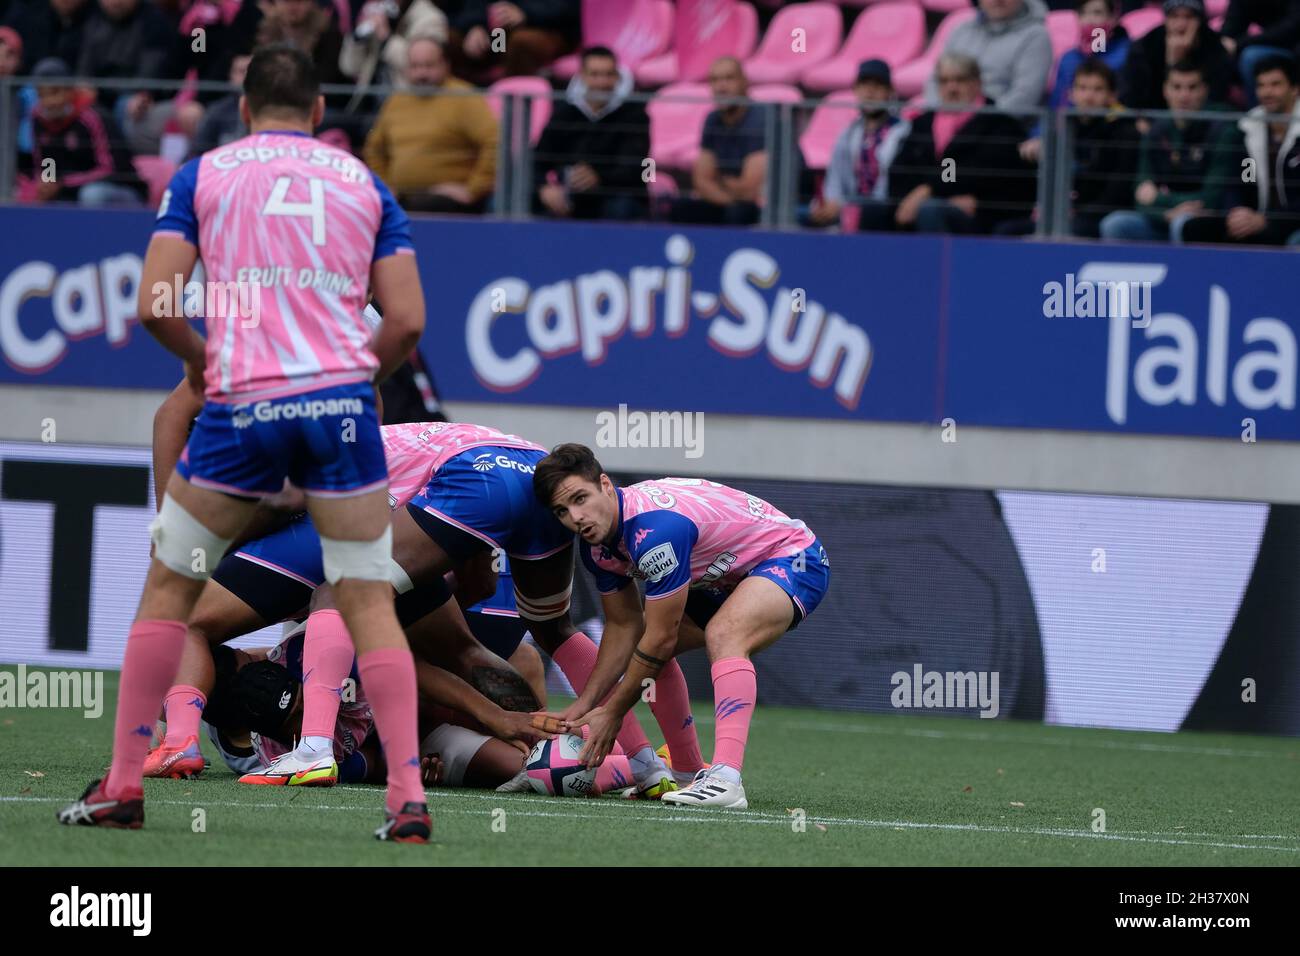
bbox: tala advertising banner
[0,209,1295,441]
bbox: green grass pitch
[2,668,1297,866]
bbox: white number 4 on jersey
[263,176,326,246]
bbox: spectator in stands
[340,0,448,93]
[670,56,767,226]
[3,0,91,74]
[78,0,198,154]
[256,0,347,86]
[927,0,1054,112]
[450,0,580,82]
[0,26,23,161]
[188,52,250,157]
[810,59,909,232]
[363,36,498,214]
[173,0,263,107]
[20,57,144,205]
[1220,0,1300,104]
[1100,61,1241,240]
[1050,0,1132,110]
[892,54,1036,233]
[533,46,650,221]
[1180,54,1300,244]
[1119,0,1234,109]
[1007,59,1140,235]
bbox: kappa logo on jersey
[633,527,653,547]
[637,542,679,583]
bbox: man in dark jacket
[3,0,91,73]
[76,0,178,112]
[1101,60,1242,240]
[1181,54,1300,244]
[1119,0,1235,109]
[1221,0,1300,103]
[890,53,1037,233]
[533,46,650,221]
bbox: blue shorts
[686,538,831,631]
[464,559,526,659]
[406,445,573,561]
[176,381,387,498]
[218,513,451,627]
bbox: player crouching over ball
[532,445,831,809]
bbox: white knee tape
[149,495,233,581]
[388,558,414,594]
[320,526,393,584]
[514,583,572,622]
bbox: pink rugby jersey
[381,422,545,510]
[582,479,817,600]
[152,131,414,402]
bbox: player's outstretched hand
[421,753,444,787]
[576,706,618,769]
[488,710,550,753]
[530,712,566,735]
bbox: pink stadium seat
[743,2,844,85]
[1205,0,1227,16]
[748,83,804,104]
[919,0,970,13]
[132,155,179,210]
[802,2,927,93]
[486,76,554,146]
[648,82,713,169]
[1046,10,1080,90]
[890,6,977,98]
[552,0,675,81]
[635,1,760,87]
[1209,14,1224,30]
[1120,6,1165,41]
[798,89,859,169]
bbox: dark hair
[1252,53,1299,86]
[580,45,617,67]
[533,443,605,506]
[1074,57,1117,91]
[1165,59,1206,82]
[243,43,319,118]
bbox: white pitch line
[773,720,1291,759]
[7,795,1297,853]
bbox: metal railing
[0,74,1285,241]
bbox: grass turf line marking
[7,795,1297,853]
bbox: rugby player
[533,445,832,809]
[58,44,430,840]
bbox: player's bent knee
[320,526,393,584]
[150,494,233,581]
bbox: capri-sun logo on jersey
[637,543,679,583]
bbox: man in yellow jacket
[364,35,498,213]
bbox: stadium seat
[635,1,760,87]
[552,0,675,81]
[918,0,970,13]
[648,82,713,169]
[486,76,553,146]
[132,155,178,210]
[890,6,977,98]
[1045,10,1080,90]
[801,2,927,93]
[743,2,844,85]
[1205,0,1227,16]
[798,88,859,169]
[748,83,804,104]
[1120,6,1164,40]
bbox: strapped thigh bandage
[514,582,572,622]
[149,494,234,580]
[421,725,492,787]
[319,526,393,584]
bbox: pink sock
[649,658,704,775]
[711,657,757,773]
[161,685,206,749]
[356,647,425,813]
[302,610,355,740]
[594,754,634,795]
[551,631,652,755]
[105,620,187,799]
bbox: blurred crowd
[0,0,1297,246]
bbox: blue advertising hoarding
[0,206,1294,441]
